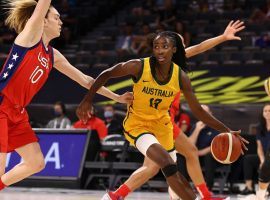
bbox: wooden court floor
[0,187,268,200]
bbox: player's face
[263,105,270,120]
[44,7,63,39]
[153,36,176,65]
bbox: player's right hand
[76,98,92,123]
[230,130,249,154]
[118,92,133,104]
[195,121,205,131]
[223,20,245,41]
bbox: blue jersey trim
[0,44,29,92]
[50,46,54,68]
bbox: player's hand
[76,98,92,123]
[223,20,245,41]
[195,121,205,131]
[117,92,134,104]
[230,130,249,154]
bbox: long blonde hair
[4,0,51,33]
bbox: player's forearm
[83,71,116,103]
[85,75,119,101]
[198,147,211,156]
[186,35,226,58]
[32,0,52,22]
[97,87,120,102]
[189,129,201,145]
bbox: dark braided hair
[147,31,189,72]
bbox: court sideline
[0,187,264,200]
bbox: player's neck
[156,63,171,78]
[42,34,52,49]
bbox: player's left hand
[117,92,133,104]
[223,20,245,41]
[230,130,249,154]
[76,98,92,123]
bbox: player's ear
[172,47,177,53]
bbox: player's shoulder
[52,48,65,63]
[52,48,60,55]
[124,59,143,67]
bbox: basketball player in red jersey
[0,0,132,190]
[102,21,247,200]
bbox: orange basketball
[211,133,242,164]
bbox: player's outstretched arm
[76,60,141,122]
[185,20,245,58]
[11,0,52,46]
[180,70,230,132]
[181,70,248,151]
[26,0,52,27]
[53,49,133,103]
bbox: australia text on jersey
[142,86,174,98]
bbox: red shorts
[173,122,181,140]
[0,97,38,153]
[170,107,181,140]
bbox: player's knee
[148,164,160,177]
[29,156,45,173]
[32,160,45,173]
[259,154,270,183]
[0,167,4,176]
[161,163,178,178]
[157,153,175,168]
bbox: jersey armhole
[50,47,54,68]
[132,58,144,83]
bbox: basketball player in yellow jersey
[77,31,246,200]
[104,20,247,200]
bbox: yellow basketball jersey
[128,57,181,120]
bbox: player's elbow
[85,76,94,89]
[100,69,114,80]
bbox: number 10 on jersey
[29,66,44,84]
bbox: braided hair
[147,31,189,72]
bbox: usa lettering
[38,52,49,70]
[29,52,49,84]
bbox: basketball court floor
[1,187,269,200]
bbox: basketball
[211,133,242,164]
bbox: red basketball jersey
[0,40,54,107]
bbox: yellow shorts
[123,112,175,152]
